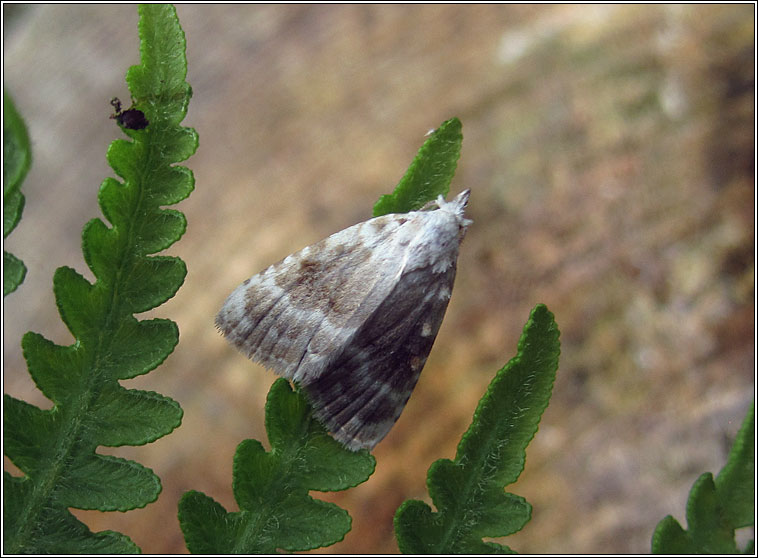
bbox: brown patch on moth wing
[365,214,406,237]
[309,243,382,322]
[264,242,405,384]
[357,214,409,245]
[330,242,349,258]
[275,236,372,314]
[252,239,380,380]
[368,218,388,234]
[322,246,374,316]
[297,256,322,275]
[295,248,403,367]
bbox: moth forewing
[216,189,471,450]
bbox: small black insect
[110,97,149,130]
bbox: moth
[216,189,472,451]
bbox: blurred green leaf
[652,402,754,554]
[3,90,31,295]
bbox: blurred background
[3,4,754,554]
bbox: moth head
[423,189,470,214]
[438,189,472,239]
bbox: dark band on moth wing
[302,263,457,449]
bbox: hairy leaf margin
[3,4,196,553]
[394,304,561,554]
[178,379,376,553]
[373,117,463,216]
[3,90,32,295]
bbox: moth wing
[216,214,414,382]
[301,263,457,451]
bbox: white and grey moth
[216,189,472,451]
